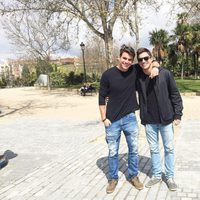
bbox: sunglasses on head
[121,44,128,49]
[138,56,150,62]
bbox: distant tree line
[149,12,200,79]
[0,60,99,88]
[0,0,199,83]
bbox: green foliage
[21,65,30,78]
[53,64,58,72]
[35,58,53,76]
[0,69,10,87]
[20,65,37,86]
[50,71,66,87]
[90,81,100,90]
[87,73,100,82]
[175,79,200,92]
[21,71,37,86]
[156,12,200,79]
[149,29,170,63]
[14,77,23,87]
[49,70,99,88]
[0,76,8,87]
[149,29,169,49]
[65,71,84,85]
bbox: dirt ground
[0,87,199,146]
[0,87,199,123]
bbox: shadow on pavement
[0,150,18,169]
[96,153,151,181]
[0,102,33,118]
[4,150,18,160]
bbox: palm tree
[149,29,169,64]
[168,43,178,73]
[173,13,190,79]
[190,23,200,79]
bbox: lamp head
[80,42,85,50]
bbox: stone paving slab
[169,120,200,200]
[0,117,199,199]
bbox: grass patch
[52,79,199,93]
[90,79,200,93]
[175,79,200,92]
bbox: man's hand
[149,61,160,79]
[104,118,111,127]
[174,119,181,126]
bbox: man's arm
[149,61,160,79]
[167,71,183,125]
[98,73,112,126]
[99,105,111,126]
[134,61,160,79]
[99,105,106,122]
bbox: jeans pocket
[127,113,137,124]
[127,112,136,119]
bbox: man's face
[138,52,152,70]
[118,52,134,72]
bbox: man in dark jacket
[136,47,183,191]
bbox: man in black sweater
[136,47,183,191]
[99,45,158,194]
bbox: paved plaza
[0,88,199,200]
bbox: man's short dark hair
[120,44,135,58]
[136,48,152,59]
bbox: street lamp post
[80,42,87,83]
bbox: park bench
[79,86,96,96]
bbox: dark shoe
[106,179,118,194]
[167,178,177,191]
[130,176,144,190]
[145,177,162,188]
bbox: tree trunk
[134,2,139,50]
[197,53,199,79]
[186,49,189,77]
[181,54,184,79]
[158,46,162,64]
[104,32,113,69]
[193,53,196,79]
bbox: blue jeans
[105,112,139,180]
[145,123,174,179]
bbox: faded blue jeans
[145,123,174,179]
[105,112,139,180]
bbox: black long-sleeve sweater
[99,65,139,122]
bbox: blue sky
[0,1,179,62]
